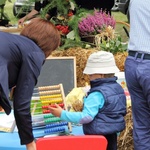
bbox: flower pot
[81,35,95,44]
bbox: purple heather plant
[78,10,116,36]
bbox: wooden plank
[0,27,21,33]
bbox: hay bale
[118,106,133,150]
[114,52,128,72]
[51,48,128,85]
[51,47,98,87]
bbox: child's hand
[49,104,63,117]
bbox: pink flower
[78,10,116,36]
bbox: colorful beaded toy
[31,84,72,137]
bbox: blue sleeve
[61,92,105,124]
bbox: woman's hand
[49,104,63,117]
[18,17,26,26]
[0,105,4,112]
[26,141,36,150]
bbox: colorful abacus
[31,84,72,137]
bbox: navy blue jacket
[83,77,126,135]
[0,31,45,144]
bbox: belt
[128,51,150,60]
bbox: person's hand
[49,104,63,117]
[18,17,26,26]
[26,141,36,150]
[18,10,39,26]
[0,105,3,112]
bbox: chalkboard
[35,57,77,96]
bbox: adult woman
[0,18,60,150]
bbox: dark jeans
[104,133,117,150]
[125,53,150,150]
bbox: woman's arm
[13,52,44,145]
[26,141,36,150]
[18,9,39,25]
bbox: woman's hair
[20,18,60,57]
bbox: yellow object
[40,94,62,99]
[18,24,23,29]
[41,99,63,104]
[66,87,85,111]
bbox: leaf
[66,30,75,40]
[106,43,110,48]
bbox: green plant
[0,0,11,20]
[41,0,75,19]
[100,36,128,54]
[4,0,18,24]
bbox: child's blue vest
[83,77,126,135]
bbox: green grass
[112,12,130,43]
[112,11,128,22]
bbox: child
[49,51,127,150]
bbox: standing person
[18,0,57,25]
[0,18,60,150]
[75,0,115,15]
[49,51,127,150]
[124,0,150,149]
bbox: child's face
[89,74,104,81]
